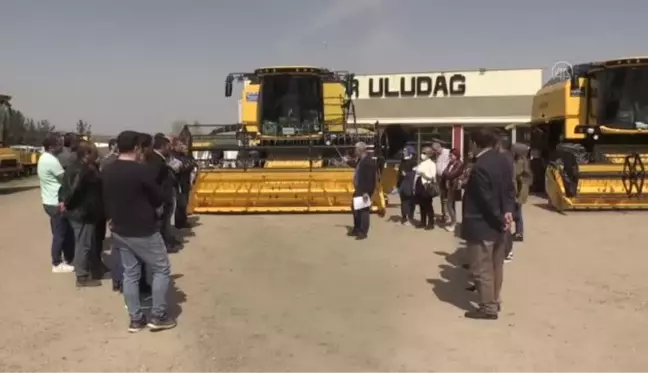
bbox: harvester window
[599,67,648,129]
[260,74,324,136]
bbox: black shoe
[461,264,470,270]
[128,318,147,333]
[355,233,367,240]
[424,224,435,230]
[148,314,177,332]
[112,281,122,292]
[466,284,477,292]
[465,308,498,320]
[513,233,524,242]
[347,230,358,237]
[76,277,102,287]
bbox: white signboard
[351,69,542,99]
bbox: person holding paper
[348,142,376,240]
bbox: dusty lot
[0,179,647,371]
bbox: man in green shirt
[37,134,75,273]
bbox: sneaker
[128,318,147,333]
[52,263,74,273]
[505,252,514,263]
[444,224,455,232]
[147,314,177,332]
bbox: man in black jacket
[348,142,377,240]
[148,134,178,250]
[170,139,195,229]
[60,140,105,287]
[461,128,515,320]
[103,130,176,332]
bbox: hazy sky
[1,0,645,134]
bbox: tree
[1,108,56,146]
[76,120,92,137]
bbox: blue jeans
[514,203,524,235]
[113,232,171,321]
[43,204,75,266]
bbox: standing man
[99,138,118,172]
[432,141,450,223]
[347,142,377,241]
[58,132,80,170]
[170,140,195,229]
[38,134,75,273]
[461,128,514,320]
[102,130,176,332]
[149,134,178,250]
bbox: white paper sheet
[352,196,371,210]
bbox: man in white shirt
[432,141,451,222]
[37,134,75,273]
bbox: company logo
[551,61,574,80]
[245,92,258,102]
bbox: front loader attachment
[545,153,648,211]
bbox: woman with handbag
[414,147,438,230]
[396,146,417,225]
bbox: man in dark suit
[348,142,377,241]
[461,128,515,320]
[147,134,179,250]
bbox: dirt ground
[0,178,647,372]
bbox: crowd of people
[36,125,531,333]
[37,131,196,332]
[347,128,533,320]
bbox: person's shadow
[426,243,477,312]
[168,273,187,320]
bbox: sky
[1,0,646,134]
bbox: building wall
[351,68,543,125]
[352,68,542,100]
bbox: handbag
[424,181,441,198]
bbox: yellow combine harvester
[183,66,388,214]
[0,94,22,177]
[530,57,648,211]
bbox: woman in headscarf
[396,146,417,225]
[413,146,438,230]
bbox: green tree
[76,120,92,137]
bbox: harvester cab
[184,66,388,214]
[530,57,648,211]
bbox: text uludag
[352,74,466,99]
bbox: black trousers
[417,195,435,227]
[70,220,100,278]
[399,193,415,221]
[352,207,370,236]
[174,187,189,228]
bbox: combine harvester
[530,57,648,211]
[182,66,390,214]
[0,94,23,178]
